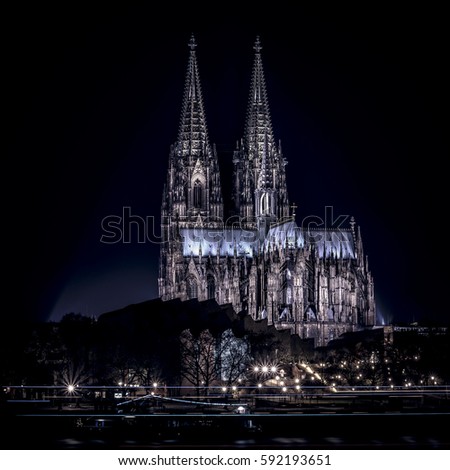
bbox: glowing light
[282,387,287,392]
[222,387,227,392]
[67,385,75,393]
[254,366,259,372]
[232,386,237,391]
[295,385,301,391]
[262,366,268,373]
[153,382,158,388]
[257,383,262,388]
[295,378,300,383]
[271,366,277,373]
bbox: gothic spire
[244,36,275,159]
[177,34,210,159]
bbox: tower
[159,36,375,347]
[232,37,290,230]
[159,35,224,302]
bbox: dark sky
[6,6,448,325]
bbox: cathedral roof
[180,220,355,259]
[265,220,355,258]
[182,227,259,258]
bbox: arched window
[193,179,203,209]
[286,286,293,305]
[260,192,271,215]
[187,277,198,299]
[260,193,267,214]
[207,276,216,300]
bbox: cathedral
[158,36,375,347]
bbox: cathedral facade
[159,36,375,347]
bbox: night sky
[6,6,448,325]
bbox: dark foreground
[3,411,449,449]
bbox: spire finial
[254,36,262,53]
[189,34,197,51]
[350,216,356,234]
[290,202,297,218]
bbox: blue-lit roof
[181,220,355,259]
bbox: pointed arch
[193,179,203,209]
[186,276,198,299]
[207,275,216,300]
[260,193,267,214]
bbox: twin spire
[173,35,289,223]
[245,36,276,160]
[177,34,211,159]
[177,34,275,162]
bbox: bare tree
[179,329,251,395]
[219,329,251,387]
[179,329,218,396]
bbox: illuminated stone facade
[159,36,375,347]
